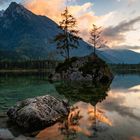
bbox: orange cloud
[24,0,65,23]
[130,136,140,140]
[23,0,114,43]
[24,0,98,40]
[22,0,140,49]
[24,0,95,25]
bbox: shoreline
[0,68,140,73]
[0,69,55,74]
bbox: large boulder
[7,95,69,131]
[52,55,113,82]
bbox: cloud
[102,16,140,46]
[24,0,103,40]
[117,0,138,3]
[130,10,136,15]
[0,0,10,5]
[24,0,95,25]
[68,2,93,17]
[24,0,65,23]
[23,0,140,47]
[24,0,99,38]
[130,136,140,140]
[0,0,114,43]
[68,3,114,41]
[102,92,140,122]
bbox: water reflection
[0,74,140,140]
[97,75,140,140]
[130,137,140,140]
[37,102,112,140]
[36,81,112,140]
[0,75,60,113]
[37,81,112,140]
[111,74,140,89]
[55,81,111,106]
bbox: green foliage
[55,57,78,73]
[89,24,106,55]
[54,7,80,60]
[100,75,110,83]
[79,56,104,75]
[79,55,111,82]
[0,60,58,70]
[109,64,140,74]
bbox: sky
[0,0,140,52]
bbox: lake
[0,74,140,140]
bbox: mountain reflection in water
[37,101,112,140]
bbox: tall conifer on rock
[89,24,106,56]
[54,7,80,60]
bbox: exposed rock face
[0,129,14,140]
[7,95,69,131]
[52,55,113,82]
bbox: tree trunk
[94,42,96,56]
[94,46,96,56]
[67,47,70,61]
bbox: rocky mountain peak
[0,10,4,17]
[3,2,33,19]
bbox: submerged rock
[7,95,69,131]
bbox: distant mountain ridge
[0,2,91,60]
[97,49,140,64]
[0,2,140,64]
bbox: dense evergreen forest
[0,60,59,70]
[0,60,140,70]
[110,64,140,74]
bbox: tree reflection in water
[37,81,112,140]
[55,81,111,106]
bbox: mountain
[0,10,4,17]
[97,49,140,64]
[0,2,91,60]
[0,2,140,64]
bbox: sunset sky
[0,0,140,52]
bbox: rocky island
[52,55,113,83]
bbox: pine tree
[89,24,106,56]
[54,7,80,60]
